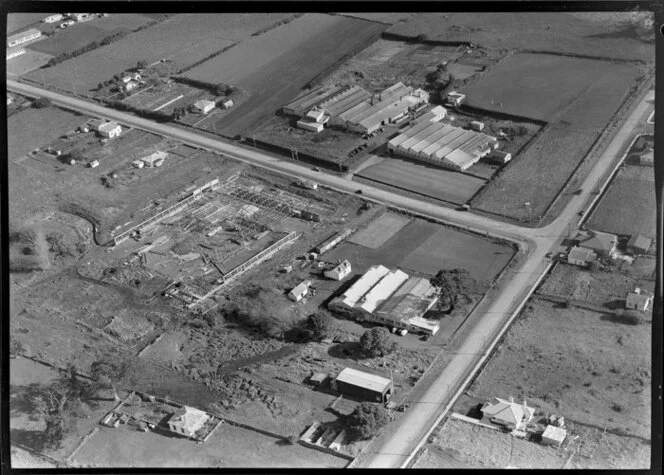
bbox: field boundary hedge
[177,42,239,75]
[458,104,547,127]
[381,31,473,47]
[523,48,650,65]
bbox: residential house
[577,230,618,257]
[627,234,651,255]
[167,406,209,438]
[194,99,215,114]
[444,91,466,107]
[124,80,138,92]
[626,288,653,312]
[480,397,535,430]
[324,260,351,281]
[97,121,122,138]
[71,13,93,22]
[42,14,64,23]
[220,98,234,109]
[567,246,597,267]
[289,280,311,302]
[541,425,567,447]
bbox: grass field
[183,13,387,137]
[384,12,654,62]
[7,13,45,34]
[586,165,656,238]
[28,23,127,56]
[356,157,487,204]
[461,299,651,440]
[465,54,643,122]
[325,215,513,282]
[6,50,53,77]
[348,213,412,249]
[25,14,295,93]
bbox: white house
[194,99,215,114]
[541,425,567,447]
[220,98,234,109]
[88,160,100,168]
[626,288,653,312]
[445,91,466,107]
[43,14,64,23]
[324,260,351,281]
[567,246,596,267]
[289,280,311,302]
[140,151,167,168]
[97,121,122,138]
[167,406,209,438]
[71,13,93,22]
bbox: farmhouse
[289,280,311,302]
[480,397,534,430]
[314,229,353,254]
[328,265,440,335]
[331,367,393,403]
[541,425,567,447]
[445,91,466,107]
[42,14,64,23]
[627,234,651,255]
[140,151,168,168]
[324,260,351,281]
[194,99,216,114]
[626,288,652,312]
[220,98,234,109]
[6,47,26,60]
[387,120,498,171]
[567,246,596,267]
[576,230,618,257]
[7,28,42,48]
[167,406,209,438]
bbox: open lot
[383,12,654,62]
[356,157,487,204]
[25,14,296,93]
[416,417,650,469]
[464,54,644,122]
[347,212,411,249]
[587,165,655,239]
[71,420,347,468]
[457,298,650,440]
[183,13,386,136]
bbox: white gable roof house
[289,280,311,302]
[481,397,535,431]
[167,406,209,438]
[324,260,351,281]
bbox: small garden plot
[6,49,53,77]
[348,212,411,249]
[356,158,487,204]
[537,264,654,309]
[586,166,655,239]
[461,299,651,440]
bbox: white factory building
[387,120,498,171]
[328,265,440,335]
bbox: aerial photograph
[5,7,658,470]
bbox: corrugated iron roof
[336,367,391,393]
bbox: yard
[24,13,297,93]
[415,417,650,469]
[586,165,656,238]
[183,13,387,137]
[456,298,651,440]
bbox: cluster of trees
[173,77,236,97]
[32,97,52,108]
[430,268,487,310]
[360,327,396,358]
[344,402,391,441]
[105,99,171,123]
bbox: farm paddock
[6,49,53,77]
[455,298,651,441]
[183,13,387,137]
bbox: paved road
[7,80,653,468]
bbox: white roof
[290,280,311,297]
[195,99,215,109]
[335,367,391,393]
[169,406,208,432]
[407,315,440,333]
[337,265,390,308]
[542,425,567,442]
[141,151,167,163]
[99,121,120,132]
[357,269,409,314]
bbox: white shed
[541,425,567,447]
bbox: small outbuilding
[289,280,311,302]
[470,120,485,131]
[331,367,393,403]
[489,150,512,164]
[220,98,234,109]
[626,288,653,312]
[324,260,351,281]
[627,234,651,255]
[194,99,216,114]
[541,425,567,447]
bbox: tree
[360,327,396,358]
[90,352,131,401]
[306,313,334,341]
[345,402,391,441]
[31,386,73,449]
[215,83,229,96]
[32,97,52,109]
[136,60,148,69]
[430,268,486,310]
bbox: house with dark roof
[577,230,618,257]
[481,397,535,430]
[567,246,597,267]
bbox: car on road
[355,189,363,194]
[311,167,320,172]
[545,252,553,258]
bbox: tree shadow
[10,429,49,453]
[600,313,642,326]
[327,341,363,360]
[605,299,626,310]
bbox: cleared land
[464,54,643,122]
[459,299,651,441]
[586,165,655,238]
[416,417,650,469]
[183,13,387,136]
[348,213,411,249]
[71,423,347,468]
[356,157,487,204]
[25,14,295,93]
[384,12,654,62]
[470,54,644,220]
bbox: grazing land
[7,13,45,34]
[6,50,54,77]
[586,165,655,238]
[356,157,487,204]
[28,24,129,57]
[183,13,387,136]
[25,14,296,93]
[456,299,651,441]
[415,417,650,469]
[383,12,654,62]
[464,54,643,122]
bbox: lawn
[464,54,643,122]
[586,165,656,238]
[184,13,387,137]
[356,157,487,204]
[384,12,654,62]
[25,14,296,93]
[462,299,651,440]
[71,420,348,468]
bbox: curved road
[8,80,653,468]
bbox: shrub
[360,327,396,358]
[614,309,644,325]
[32,97,52,108]
[344,402,391,441]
